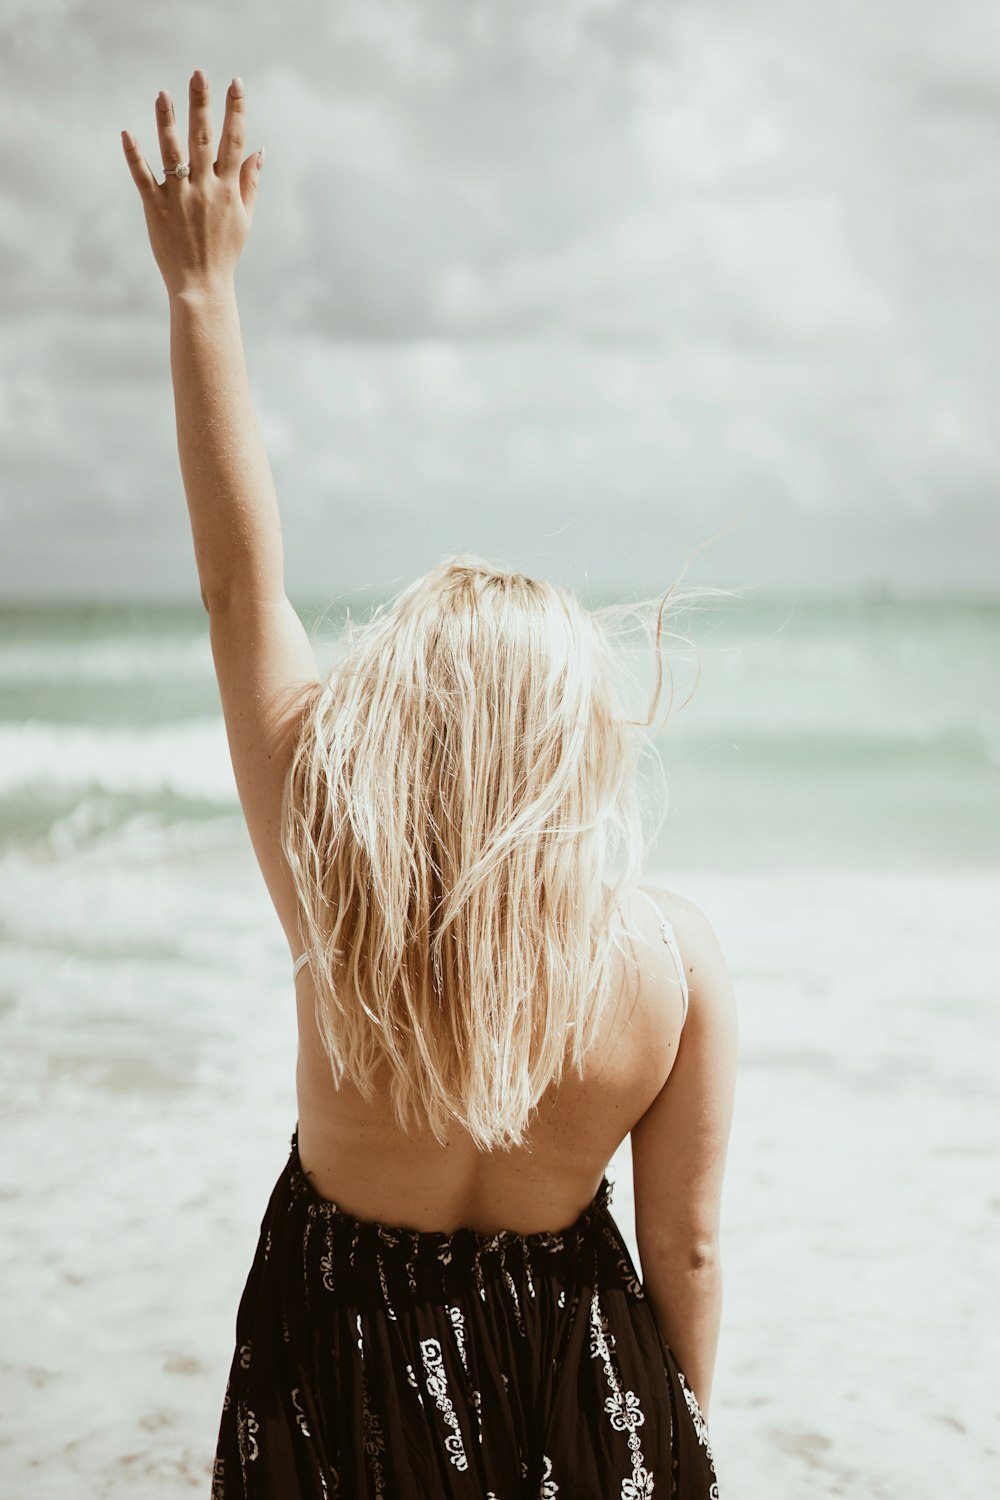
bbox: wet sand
[2,837,997,1496]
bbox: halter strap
[634,888,690,1024]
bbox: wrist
[168,278,238,311]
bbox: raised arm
[121,74,321,957]
[121,70,278,606]
[169,282,282,608]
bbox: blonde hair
[281,550,728,1151]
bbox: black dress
[212,1130,721,1498]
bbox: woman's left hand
[121,70,263,299]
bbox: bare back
[294,885,691,1235]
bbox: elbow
[686,1239,720,1273]
[201,580,232,613]
[640,1235,721,1275]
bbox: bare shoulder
[637,885,737,1014]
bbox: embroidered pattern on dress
[447,1302,468,1372]
[470,1383,484,1442]
[437,1236,454,1267]
[600,1224,645,1299]
[291,1387,311,1438]
[236,1401,259,1466]
[321,1221,337,1292]
[361,1373,388,1497]
[376,1251,397,1320]
[503,1255,527,1337]
[523,1243,536,1300]
[677,1369,719,1475]
[538,1452,560,1497]
[420,1336,469,1471]
[404,1359,426,1407]
[588,1287,653,1500]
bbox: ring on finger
[162,160,191,179]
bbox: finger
[188,68,214,177]
[121,130,159,201]
[239,147,264,224]
[154,90,187,178]
[216,77,246,178]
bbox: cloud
[0,0,997,596]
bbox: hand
[121,70,263,299]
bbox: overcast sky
[0,0,997,601]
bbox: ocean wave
[0,718,238,801]
[0,710,992,822]
[0,636,214,684]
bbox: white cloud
[0,0,996,596]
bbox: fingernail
[121,130,134,149]
[230,76,244,98]
[257,147,265,168]
[157,89,171,113]
[192,69,207,91]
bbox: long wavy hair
[281,551,722,1151]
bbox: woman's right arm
[630,893,739,1421]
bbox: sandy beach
[2,822,997,1497]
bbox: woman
[122,73,737,1500]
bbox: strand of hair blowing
[281,553,705,1151]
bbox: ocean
[1,591,997,869]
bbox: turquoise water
[0,592,997,870]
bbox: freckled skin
[293,887,688,1236]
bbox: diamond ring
[163,161,191,179]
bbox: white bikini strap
[636,889,689,1023]
[292,950,310,979]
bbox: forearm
[641,1250,723,1421]
[168,282,284,605]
